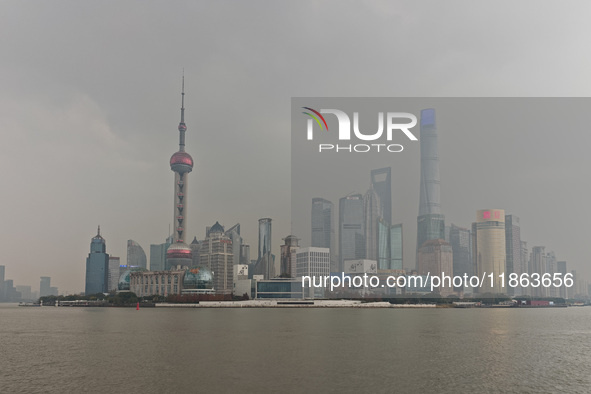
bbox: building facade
[363,186,382,261]
[311,198,337,272]
[473,209,506,295]
[296,247,330,298]
[85,226,109,295]
[339,194,364,272]
[199,222,233,294]
[416,109,445,265]
[504,215,522,296]
[280,235,300,277]
[417,239,454,297]
[127,240,147,269]
[108,256,121,292]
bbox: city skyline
[2,2,591,293]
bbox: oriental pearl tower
[166,77,194,269]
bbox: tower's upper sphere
[178,123,187,132]
[170,151,194,173]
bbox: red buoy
[136,302,140,310]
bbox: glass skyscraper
[449,224,472,292]
[504,215,522,296]
[363,186,382,261]
[339,194,364,272]
[311,198,336,272]
[85,226,109,295]
[370,167,392,225]
[127,240,147,269]
[416,109,445,263]
[474,209,506,295]
[377,219,403,270]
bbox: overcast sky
[1,1,590,293]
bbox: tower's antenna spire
[178,70,187,151]
[97,225,101,236]
[181,69,185,124]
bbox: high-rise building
[296,247,330,298]
[504,215,522,296]
[449,224,473,288]
[108,256,120,292]
[150,236,173,271]
[166,77,194,269]
[40,276,51,297]
[253,218,275,279]
[473,209,506,295]
[85,226,109,295]
[16,285,32,301]
[127,240,147,269]
[240,244,251,266]
[529,246,547,297]
[370,167,392,224]
[258,218,272,261]
[363,186,382,261]
[546,251,557,298]
[190,236,200,267]
[311,198,337,272]
[225,224,242,267]
[0,265,5,301]
[280,235,300,277]
[199,222,233,294]
[520,241,529,295]
[557,261,568,299]
[339,194,364,272]
[416,109,445,265]
[417,239,454,297]
[377,219,403,270]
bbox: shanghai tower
[416,108,445,264]
[166,77,194,269]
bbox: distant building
[253,218,275,279]
[529,246,547,298]
[150,236,173,271]
[418,239,454,297]
[199,222,233,295]
[40,276,51,297]
[130,269,185,297]
[225,224,242,267]
[311,198,337,272]
[108,256,120,292]
[364,185,382,261]
[370,167,392,225]
[473,209,506,295]
[0,265,4,301]
[190,236,200,267]
[449,224,472,292]
[557,261,568,299]
[127,240,147,269]
[416,109,445,266]
[280,235,300,277]
[16,285,32,301]
[377,219,403,270]
[505,215,522,296]
[339,194,364,272]
[296,247,330,298]
[85,226,109,295]
[233,264,251,298]
[240,244,251,266]
[546,251,558,298]
[254,278,304,299]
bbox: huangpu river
[1,304,590,393]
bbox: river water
[1,304,590,393]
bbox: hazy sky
[1,1,590,293]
